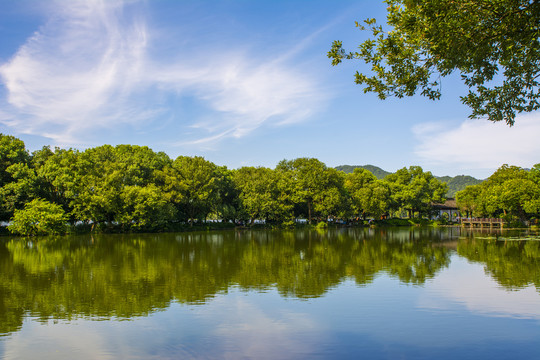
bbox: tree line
[456,164,540,225]
[336,165,482,197]
[0,133,451,235]
[2,133,539,234]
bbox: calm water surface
[1,227,539,359]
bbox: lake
[1,227,539,359]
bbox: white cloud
[158,55,323,147]
[413,112,540,172]
[0,0,325,148]
[0,0,149,144]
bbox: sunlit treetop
[329,0,540,125]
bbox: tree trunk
[308,200,312,224]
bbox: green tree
[212,166,242,222]
[456,184,482,218]
[69,145,170,229]
[0,134,29,187]
[69,145,123,227]
[31,147,80,219]
[345,168,391,220]
[8,198,67,236]
[117,184,176,231]
[0,134,31,220]
[368,180,392,219]
[526,164,540,217]
[159,156,222,225]
[476,165,540,222]
[529,163,540,185]
[313,167,350,220]
[233,167,293,224]
[276,158,348,223]
[384,166,447,218]
[328,0,540,125]
[345,168,377,219]
[0,163,39,220]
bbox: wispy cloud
[0,0,326,148]
[413,112,540,172]
[162,55,323,148]
[0,0,150,145]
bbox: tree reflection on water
[1,227,538,337]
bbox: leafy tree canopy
[161,156,222,224]
[455,184,482,218]
[345,168,390,219]
[277,158,348,222]
[8,198,67,236]
[456,164,540,221]
[0,133,29,187]
[329,0,540,125]
[384,166,447,217]
[233,166,293,223]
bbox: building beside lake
[431,198,460,221]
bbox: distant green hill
[435,175,483,197]
[335,165,482,197]
[335,165,390,179]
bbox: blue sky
[1,0,539,179]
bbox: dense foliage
[8,199,67,236]
[337,164,482,197]
[456,165,540,224]
[1,133,537,233]
[329,0,540,125]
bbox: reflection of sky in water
[419,256,540,319]
[2,254,540,360]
